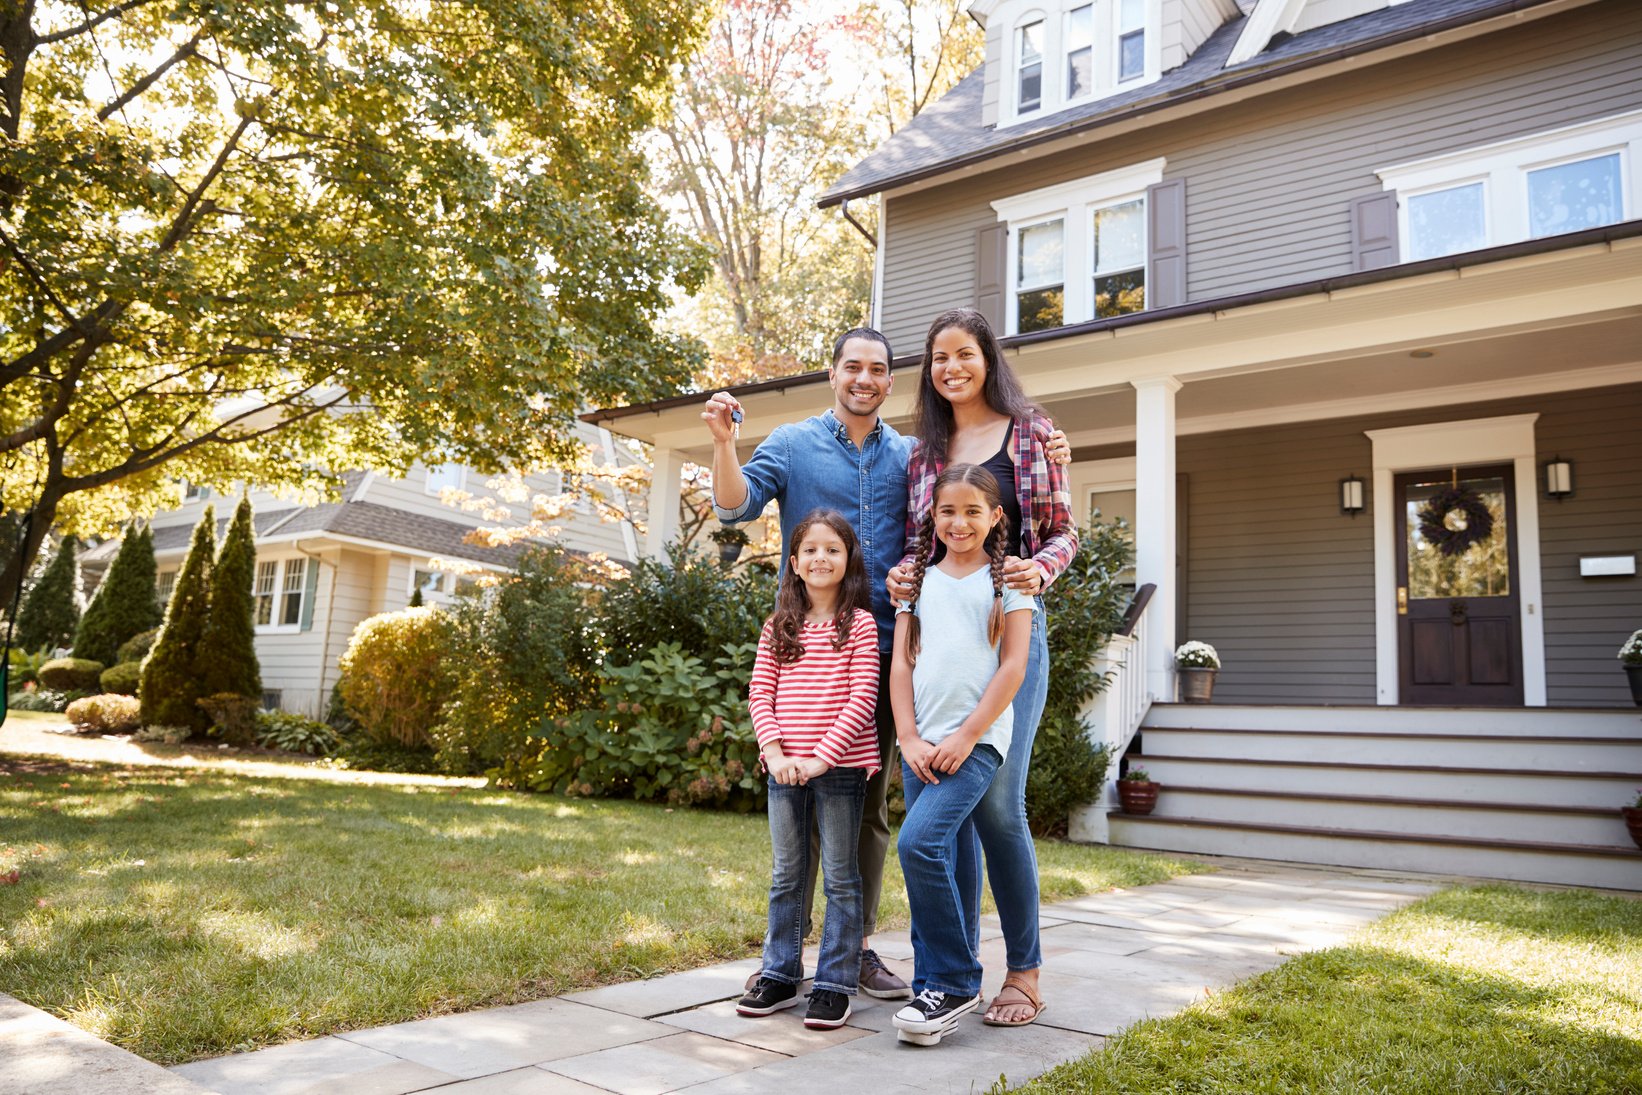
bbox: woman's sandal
[981,974,1045,1027]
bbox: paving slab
[171,1035,450,1095]
[438,1069,612,1094]
[544,1031,784,1095]
[564,958,763,1018]
[656,999,875,1055]
[0,994,212,1095]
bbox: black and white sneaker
[803,989,852,1029]
[736,977,799,1016]
[892,989,979,1045]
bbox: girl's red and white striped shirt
[748,610,880,775]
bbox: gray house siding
[878,2,1642,352]
[1163,383,1642,707]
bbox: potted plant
[1117,767,1159,815]
[1623,789,1642,852]
[708,525,749,567]
[1619,630,1642,708]
[1175,640,1221,703]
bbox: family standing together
[702,308,1077,1047]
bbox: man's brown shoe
[859,948,911,999]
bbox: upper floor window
[992,158,1163,334]
[1117,0,1145,82]
[1017,20,1045,113]
[1006,0,1157,124]
[1378,109,1640,263]
[1066,6,1092,99]
[425,464,465,496]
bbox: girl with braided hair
[888,464,1034,1046]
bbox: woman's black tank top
[980,426,1025,559]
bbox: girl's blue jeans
[898,743,1002,999]
[762,766,867,995]
[957,600,1049,972]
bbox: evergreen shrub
[1027,517,1135,836]
[336,607,454,748]
[116,628,160,666]
[15,537,82,651]
[39,657,105,692]
[72,526,161,666]
[99,661,142,696]
[198,692,260,745]
[64,693,142,733]
[196,498,261,699]
[141,507,215,731]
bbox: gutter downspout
[840,198,882,328]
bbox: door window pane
[1406,475,1509,599]
[1528,152,1622,238]
[1017,21,1043,112]
[1407,183,1487,260]
[1067,5,1092,98]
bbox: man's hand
[1003,555,1047,596]
[794,757,830,782]
[886,563,916,604]
[1046,428,1072,466]
[929,732,976,775]
[901,735,940,785]
[702,392,744,444]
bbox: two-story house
[589,0,1641,888]
[84,422,642,719]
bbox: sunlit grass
[0,757,1200,1064]
[1009,885,1642,1095]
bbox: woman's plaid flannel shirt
[898,413,1079,589]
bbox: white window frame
[410,567,446,599]
[1012,10,1049,117]
[1377,109,1642,262]
[254,557,307,634]
[1001,0,1160,126]
[992,158,1164,335]
[156,569,177,608]
[424,464,466,497]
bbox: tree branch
[36,0,156,45]
[97,27,205,121]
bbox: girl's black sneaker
[736,977,799,1016]
[803,989,852,1029]
[892,989,979,1045]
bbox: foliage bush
[116,628,159,666]
[6,646,53,692]
[132,724,191,745]
[598,543,775,667]
[99,661,142,696]
[64,693,143,733]
[7,687,86,712]
[141,508,215,732]
[255,710,339,755]
[196,498,262,700]
[1027,517,1135,836]
[39,657,106,693]
[71,525,161,667]
[434,546,604,775]
[15,536,82,651]
[326,735,446,774]
[336,607,454,749]
[506,641,763,809]
[197,692,260,746]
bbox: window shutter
[975,224,1007,330]
[1350,192,1399,271]
[299,557,321,631]
[1146,179,1187,309]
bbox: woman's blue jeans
[762,766,867,995]
[957,600,1049,972]
[897,744,1002,999]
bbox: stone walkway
[167,859,1443,1095]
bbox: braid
[902,510,937,667]
[986,512,1010,648]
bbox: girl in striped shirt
[738,509,881,1030]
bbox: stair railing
[1069,583,1156,844]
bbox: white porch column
[1132,376,1181,704]
[644,447,685,559]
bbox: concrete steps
[1106,705,1642,891]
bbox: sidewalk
[167,860,1443,1095]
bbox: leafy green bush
[507,641,763,809]
[8,687,84,712]
[1027,517,1134,836]
[64,693,143,733]
[116,628,159,666]
[336,607,454,749]
[326,735,445,774]
[197,692,260,746]
[38,657,106,693]
[434,546,603,775]
[132,724,191,745]
[255,710,339,755]
[6,646,52,692]
[99,661,142,696]
[598,543,775,667]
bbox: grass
[1010,884,1642,1095]
[0,756,1202,1065]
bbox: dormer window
[1017,20,1045,113]
[1118,0,1145,82]
[1066,6,1093,98]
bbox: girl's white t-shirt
[897,566,1033,757]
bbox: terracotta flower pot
[1118,780,1159,816]
[1623,807,1642,852]
[1179,667,1217,703]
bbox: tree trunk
[1,488,58,613]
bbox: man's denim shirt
[715,410,913,653]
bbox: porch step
[1142,727,1642,771]
[1107,815,1642,891]
[1144,703,1642,738]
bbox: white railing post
[1068,586,1156,844]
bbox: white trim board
[1364,414,1547,708]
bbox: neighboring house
[85,422,642,718]
[589,0,1642,887]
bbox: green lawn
[0,756,1202,1064]
[1011,885,1642,1095]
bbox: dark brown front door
[1395,464,1523,706]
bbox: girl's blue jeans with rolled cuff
[761,765,868,995]
[957,599,1049,972]
[897,743,1003,999]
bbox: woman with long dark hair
[887,307,1078,1028]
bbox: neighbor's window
[253,558,306,628]
[156,569,177,609]
[1066,5,1093,100]
[1118,0,1146,82]
[413,568,445,597]
[1017,20,1044,113]
[254,560,278,625]
[425,464,465,496]
[1092,198,1146,316]
[279,558,307,626]
[1016,219,1066,333]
